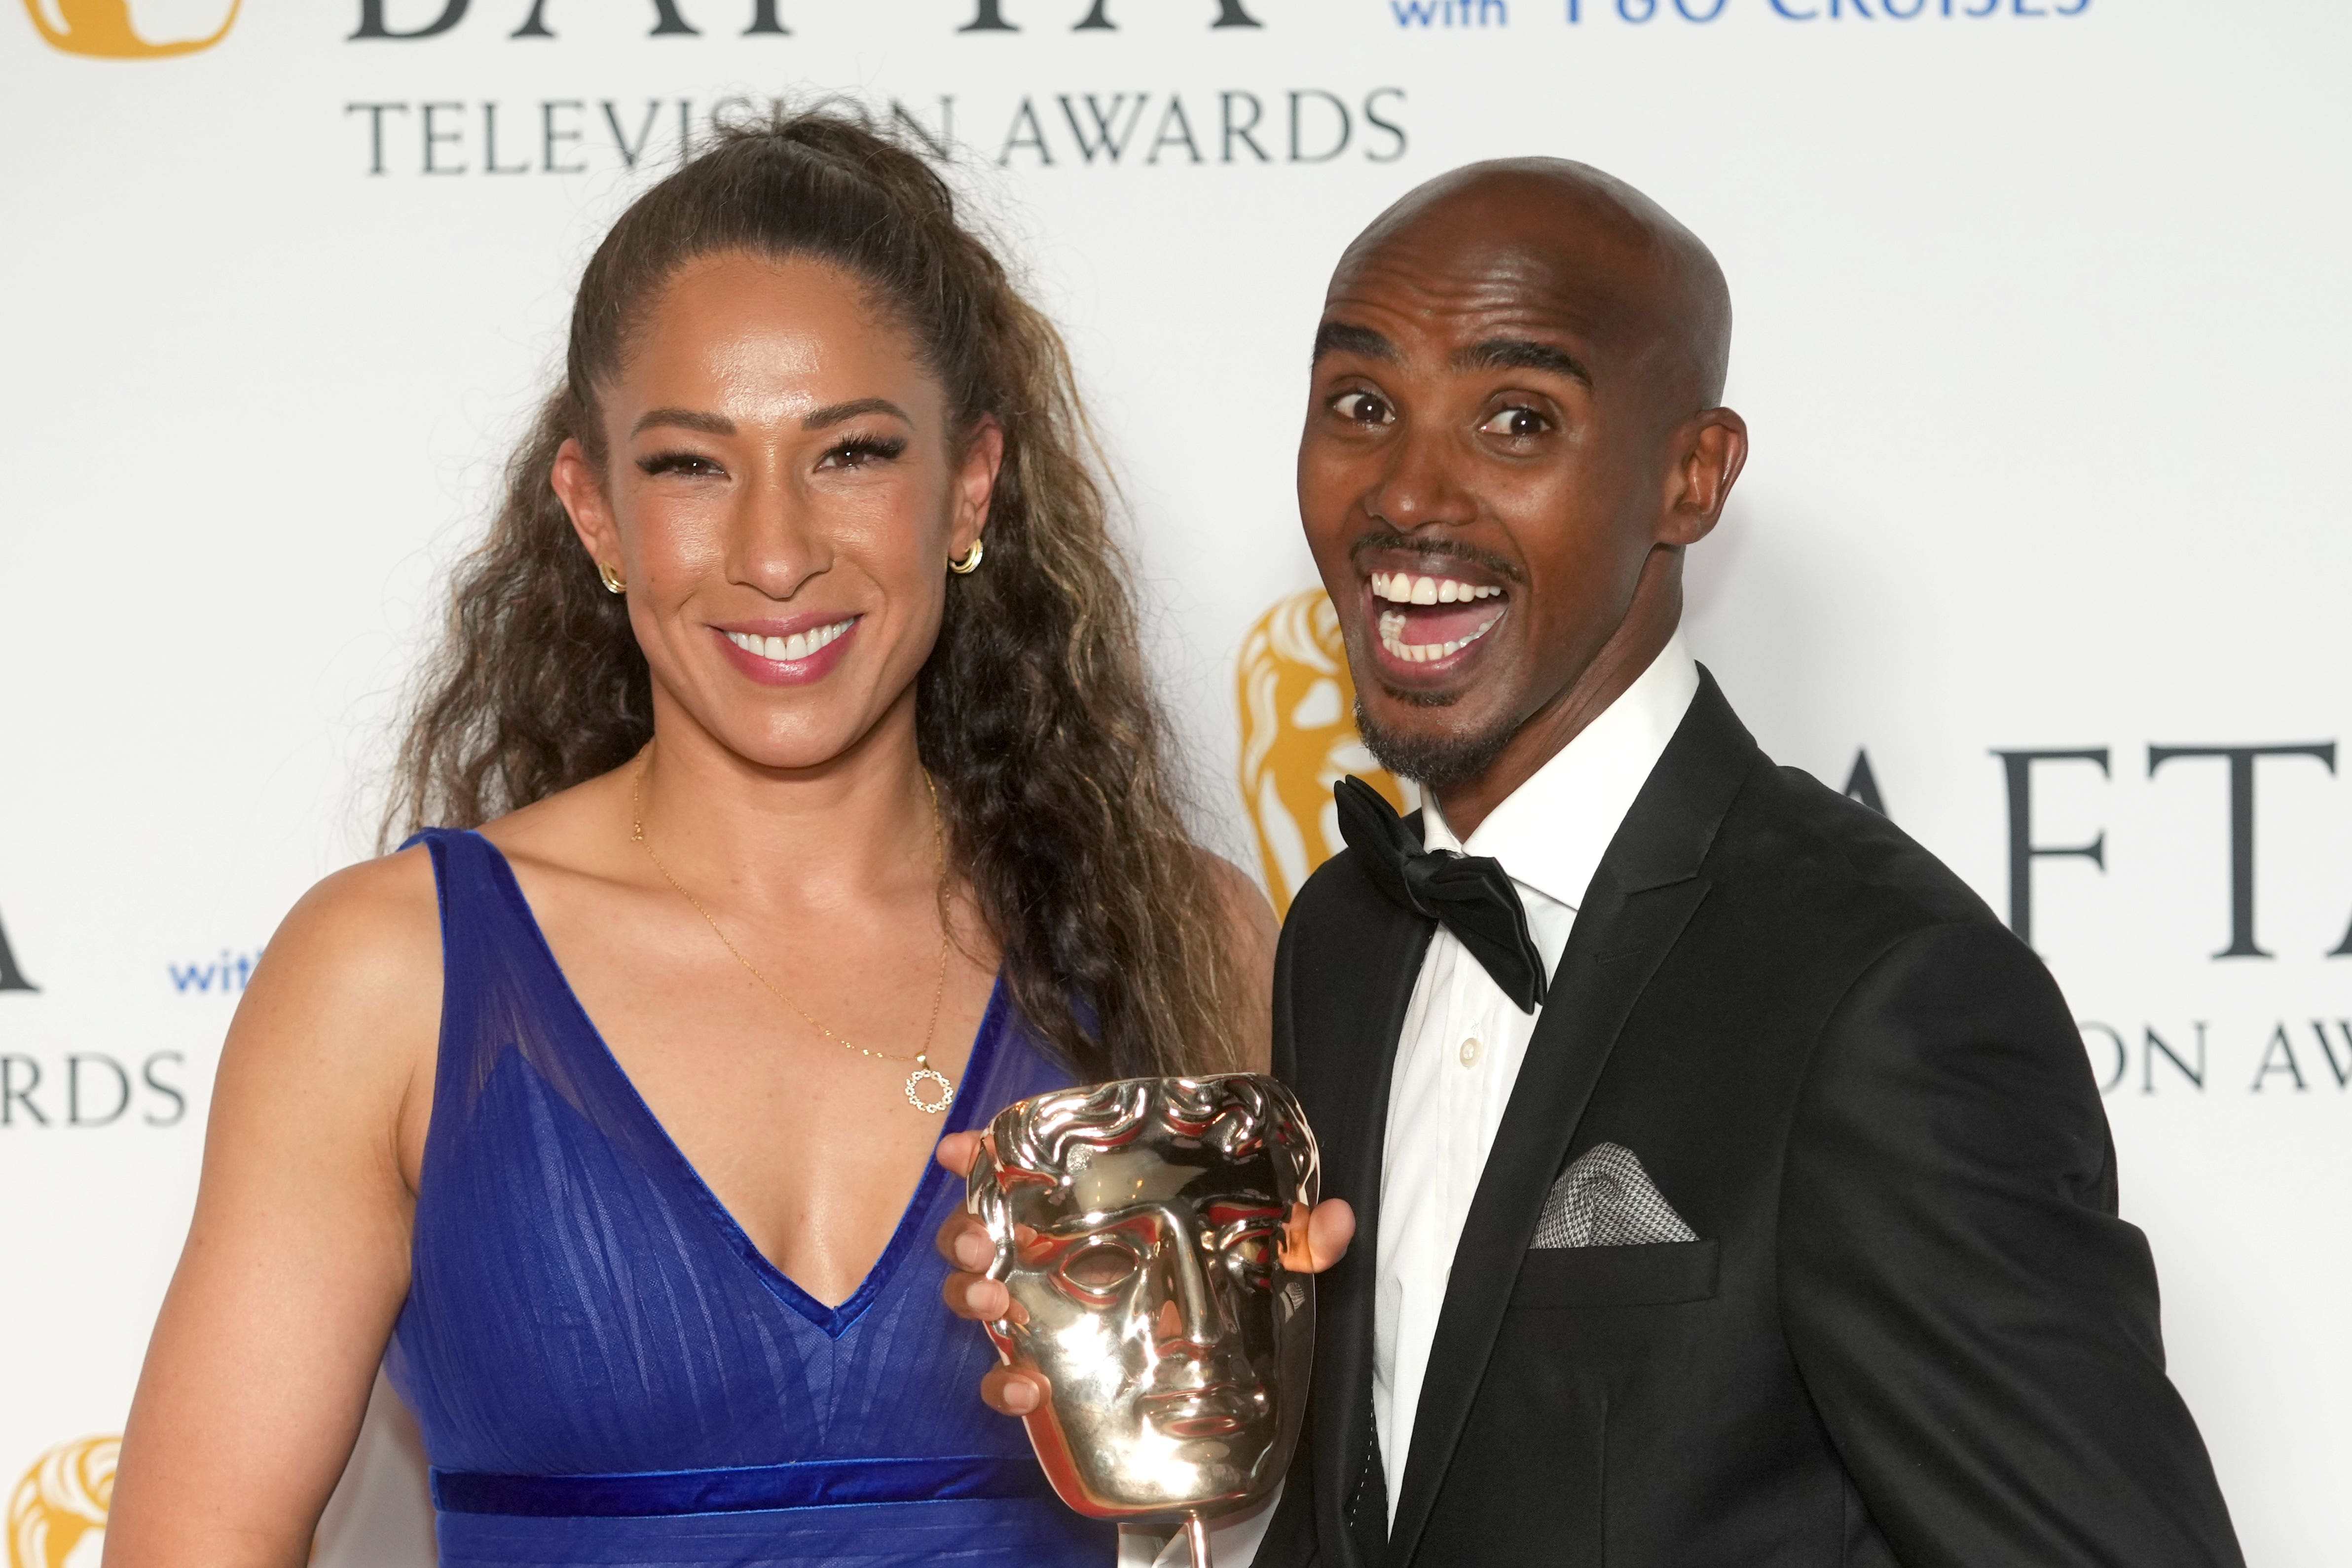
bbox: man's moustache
[1346,525,1524,584]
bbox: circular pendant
[906,1066,956,1115]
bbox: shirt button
[1459,1037,1483,1067]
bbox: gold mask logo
[1236,588,1409,918]
[21,0,241,58]
[7,1437,115,1568]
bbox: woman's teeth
[1378,608,1503,664]
[724,620,854,662]
[1370,571,1505,606]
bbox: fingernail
[1005,1383,1037,1414]
[956,1233,990,1269]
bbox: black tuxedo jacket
[1259,672,2241,1568]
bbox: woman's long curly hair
[384,110,1241,1081]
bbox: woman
[106,113,1275,1568]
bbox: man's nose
[1364,420,1477,532]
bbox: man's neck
[1432,579,1682,841]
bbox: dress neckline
[460,828,1005,1339]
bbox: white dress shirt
[1371,633,1700,1523]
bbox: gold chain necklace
[629,750,957,1115]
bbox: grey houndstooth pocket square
[1531,1142,1698,1248]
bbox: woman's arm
[105,851,443,1568]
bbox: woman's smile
[710,614,863,686]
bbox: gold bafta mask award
[966,1075,1320,1566]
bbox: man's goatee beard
[1354,695,1517,791]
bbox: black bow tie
[1334,775,1547,1013]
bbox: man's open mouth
[1369,569,1508,665]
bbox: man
[943,158,2242,1566]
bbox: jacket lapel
[1383,671,1759,1566]
[1292,854,1434,1568]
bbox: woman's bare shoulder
[198,844,448,1197]
[1194,849,1277,1070]
[471,764,636,880]
[1198,850,1279,949]
[270,844,443,987]
[227,846,445,1091]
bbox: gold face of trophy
[966,1075,1320,1566]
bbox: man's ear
[550,438,623,580]
[1660,408,1749,547]
[950,416,1006,560]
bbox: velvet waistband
[430,1454,1059,1518]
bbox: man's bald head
[1299,155,1749,826]
[1330,157,1732,424]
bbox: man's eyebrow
[1312,321,1398,365]
[804,397,913,431]
[1455,337,1593,385]
[630,407,735,438]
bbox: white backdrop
[3,2,2346,1563]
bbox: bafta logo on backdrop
[20,0,240,58]
[1236,588,1409,918]
[7,1437,114,1568]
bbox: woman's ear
[949,417,1006,559]
[550,437,624,580]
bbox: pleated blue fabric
[386,829,1113,1567]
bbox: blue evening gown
[384,829,1114,1567]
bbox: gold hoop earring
[949,538,986,576]
[597,561,626,595]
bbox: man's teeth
[1377,608,1503,664]
[1370,571,1505,606]
[724,620,854,662]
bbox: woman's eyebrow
[626,401,914,437]
[805,397,913,431]
[630,407,735,438]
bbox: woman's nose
[726,463,830,596]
